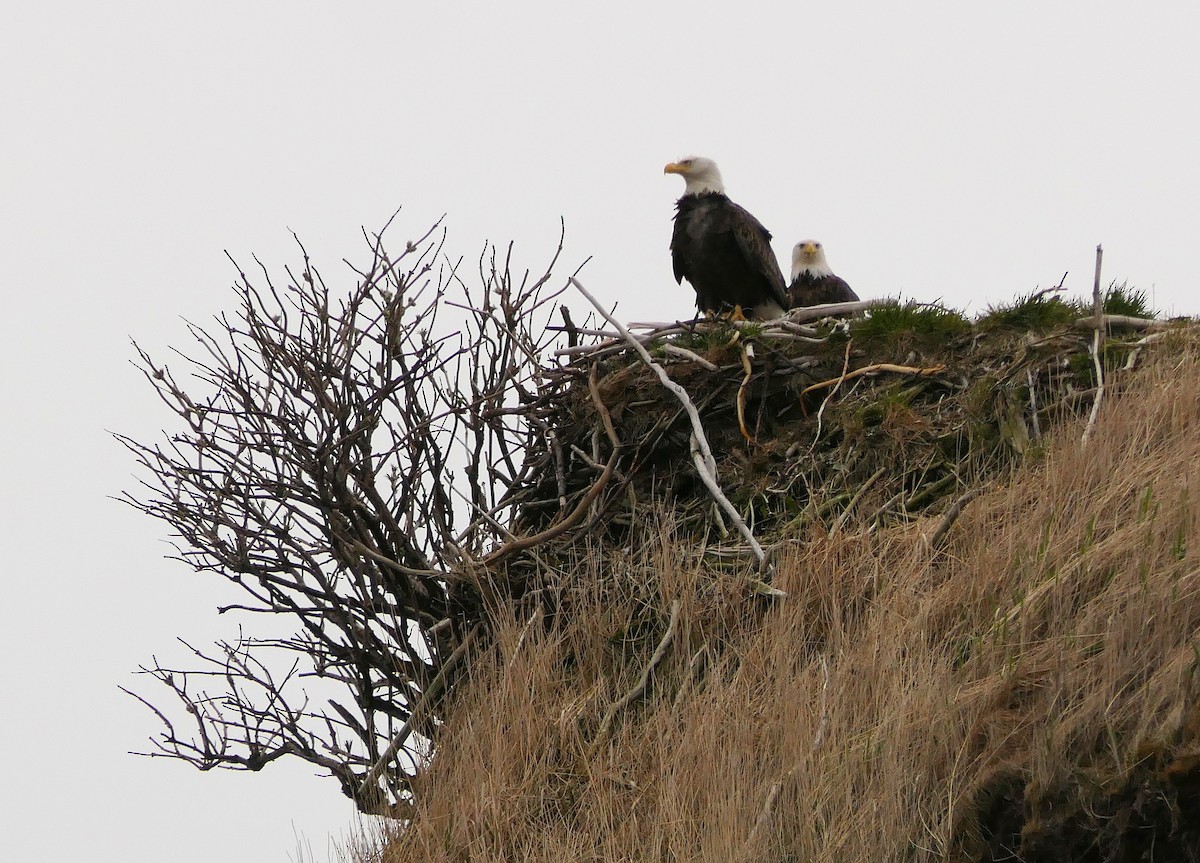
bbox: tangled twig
[570,277,771,569]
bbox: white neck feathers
[791,260,833,281]
[683,172,725,196]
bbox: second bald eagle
[788,240,859,307]
[665,157,788,320]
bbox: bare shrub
[117,216,575,812]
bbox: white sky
[2,2,1197,860]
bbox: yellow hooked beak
[802,242,819,257]
[664,162,687,175]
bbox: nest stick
[1082,244,1106,446]
[686,438,768,563]
[1026,368,1041,439]
[662,342,720,370]
[482,366,619,565]
[736,343,755,442]
[671,644,709,711]
[508,604,544,669]
[552,325,688,357]
[809,339,854,451]
[589,599,682,756]
[929,487,985,552]
[1074,313,1157,331]
[571,278,768,564]
[800,361,945,396]
[571,278,714,477]
[831,466,887,534]
[784,297,893,322]
[1123,331,1167,370]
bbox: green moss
[1067,351,1098,385]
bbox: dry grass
[368,337,1200,863]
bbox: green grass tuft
[978,292,1084,331]
[854,302,970,349]
[1102,282,1154,318]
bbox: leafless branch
[119,218,576,813]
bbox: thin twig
[1028,271,1068,303]
[929,487,985,552]
[571,277,770,566]
[589,599,682,756]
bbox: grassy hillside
[362,312,1200,863]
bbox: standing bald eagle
[665,157,788,320]
[787,240,859,307]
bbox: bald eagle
[665,157,788,320]
[787,240,859,308]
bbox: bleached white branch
[662,343,720,370]
[1123,331,1168,370]
[1082,244,1105,446]
[570,278,770,568]
[1074,314,1158,331]
[784,297,896,323]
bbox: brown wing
[729,203,789,312]
[788,273,859,308]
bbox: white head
[790,240,833,281]
[663,156,726,196]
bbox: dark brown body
[671,192,788,318]
[787,271,859,307]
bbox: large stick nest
[483,296,1170,600]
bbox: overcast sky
[3,2,1198,861]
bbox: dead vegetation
[376,328,1200,863]
[119,220,1200,861]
